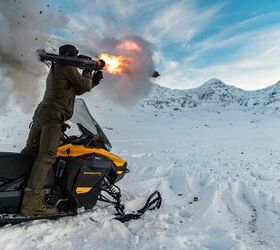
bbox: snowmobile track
[0,211,75,226]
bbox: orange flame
[116,40,142,52]
[99,53,131,75]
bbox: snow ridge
[145,79,280,111]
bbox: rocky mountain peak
[199,78,226,89]
[144,79,280,112]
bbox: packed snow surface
[1,80,280,250]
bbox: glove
[98,59,106,69]
[92,70,103,86]
[82,69,92,78]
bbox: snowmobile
[0,99,161,225]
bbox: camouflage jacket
[35,64,93,122]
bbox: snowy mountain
[145,79,280,112]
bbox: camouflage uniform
[21,64,94,216]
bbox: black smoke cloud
[0,0,67,113]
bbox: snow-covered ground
[0,82,280,250]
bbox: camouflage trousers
[21,107,64,190]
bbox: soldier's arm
[63,66,94,95]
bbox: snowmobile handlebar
[37,49,105,71]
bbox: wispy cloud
[156,11,280,90]
[64,0,221,42]
[184,11,280,63]
[55,1,280,90]
[143,1,223,46]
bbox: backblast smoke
[0,1,156,112]
[0,0,67,113]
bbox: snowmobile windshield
[69,98,112,151]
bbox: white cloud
[157,16,280,90]
[58,1,280,90]
[143,1,223,46]
[61,0,222,50]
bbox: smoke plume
[97,36,155,105]
[0,1,156,112]
[0,0,67,113]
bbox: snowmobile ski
[99,179,162,223]
[113,191,162,223]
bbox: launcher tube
[37,49,105,70]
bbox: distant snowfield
[0,90,280,250]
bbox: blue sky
[50,0,280,90]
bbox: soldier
[20,44,103,216]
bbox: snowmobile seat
[0,152,35,181]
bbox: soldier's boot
[20,189,58,217]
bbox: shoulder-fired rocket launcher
[37,49,160,78]
[37,49,105,70]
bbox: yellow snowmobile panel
[57,144,126,168]
[76,187,93,194]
